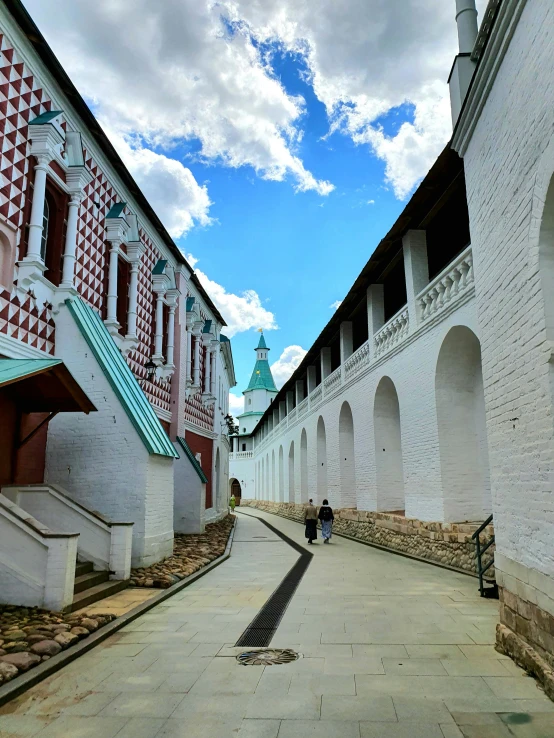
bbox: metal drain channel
[235,511,313,647]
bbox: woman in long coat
[304,499,318,544]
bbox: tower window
[248,398,252,405]
[242,443,246,451]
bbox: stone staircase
[69,560,128,612]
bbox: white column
[279,401,286,423]
[367,284,385,359]
[340,321,353,364]
[186,328,193,384]
[403,229,429,329]
[321,347,332,379]
[166,305,176,366]
[204,346,212,393]
[60,194,81,287]
[210,350,216,395]
[295,379,305,404]
[107,246,119,323]
[193,331,201,388]
[26,157,50,261]
[286,390,294,414]
[307,366,317,394]
[154,293,165,358]
[127,261,139,337]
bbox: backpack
[320,506,333,522]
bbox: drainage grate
[235,512,313,648]
[237,648,299,666]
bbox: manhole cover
[236,649,299,666]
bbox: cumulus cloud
[25,0,333,202]
[228,391,244,418]
[330,300,342,310]
[270,345,307,388]
[104,128,212,238]
[195,269,277,337]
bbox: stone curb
[243,507,480,581]
[0,516,237,708]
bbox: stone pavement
[1,509,553,738]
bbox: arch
[288,441,295,502]
[271,450,276,501]
[265,453,270,500]
[436,326,490,521]
[0,221,17,290]
[374,376,405,512]
[261,458,265,500]
[300,429,308,503]
[539,174,554,355]
[229,477,242,502]
[278,446,284,502]
[339,401,356,508]
[316,416,327,503]
[214,448,221,509]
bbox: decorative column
[125,240,145,340]
[107,246,120,325]
[26,156,50,262]
[193,325,202,389]
[186,328,193,384]
[403,229,429,330]
[204,345,212,394]
[166,304,177,367]
[320,347,332,379]
[60,159,92,290]
[340,321,353,364]
[104,204,129,335]
[60,194,81,286]
[307,366,317,394]
[153,292,165,360]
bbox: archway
[339,401,356,508]
[261,458,265,500]
[288,441,295,502]
[271,450,276,501]
[436,326,490,521]
[278,446,284,502]
[300,429,308,503]
[374,376,405,512]
[316,416,327,503]
[265,454,270,501]
[230,477,242,506]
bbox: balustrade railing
[288,408,297,424]
[417,246,474,323]
[374,307,409,357]
[297,397,309,417]
[344,340,370,379]
[230,451,253,460]
[310,384,323,407]
[323,367,342,393]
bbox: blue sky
[24,0,476,408]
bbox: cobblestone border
[0,517,237,708]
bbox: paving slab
[1,509,552,738]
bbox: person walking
[229,494,236,512]
[318,499,334,543]
[304,498,318,544]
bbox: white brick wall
[250,299,482,522]
[460,0,554,578]
[45,302,173,567]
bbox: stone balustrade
[417,246,474,323]
[288,408,297,424]
[297,397,309,417]
[323,366,342,393]
[230,451,253,460]
[374,307,409,357]
[344,340,370,380]
[310,384,323,407]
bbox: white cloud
[228,391,244,418]
[270,345,307,388]
[25,0,333,201]
[103,128,212,238]
[330,300,342,310]
[367,200,375,205]
[184,252,199,268]
[195,269,277,337]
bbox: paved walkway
[1,510,553,738]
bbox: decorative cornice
[452,0,528,156]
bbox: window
[242,443,246,452]
[40,198,49,261]
[116,256,130,335]
[248,398,252,405]
[243,427,246,433]
[31,181,68,287]
[161,302,170,357]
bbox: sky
[23,0,487,417]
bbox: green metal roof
[202,320,212,334]
[220,334,230,343]
[186,297,196,311]
[176,437,208,483]
[245,358,277,392]
[152,259,167,275]
[29,110,63,125]
[106,202,127,219]
[237,411,264,418]
[256,333,268,349]
[0,358,62,384]
[66,298,178,458]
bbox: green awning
[176,437,208,483]
[0,359,96,413]
[66,298,178,458]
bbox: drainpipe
[448,0,479,127]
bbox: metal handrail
[471,514,495,597]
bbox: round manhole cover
[236,649,299,666]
